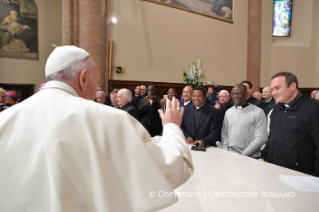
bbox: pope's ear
[79,68,89,90]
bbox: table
[159,146,319,212]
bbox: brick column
[247,0,262,92]
[62,0,109,93]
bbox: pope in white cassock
[0,46,194,212]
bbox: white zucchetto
[45,45,90,77]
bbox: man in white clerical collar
[181,86,193,107]
[260,72,319,177]
[262,86,276,116]
[139,85,147,97]
[117,88,138,120]
[181,86,222,148]
[214,90,233,120]
[134,86,140,97]
[222,84,267,158]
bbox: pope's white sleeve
[145,123,194,189]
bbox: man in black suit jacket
[137,85,162,136]
[96,91,112,106]
[180,86,193,107]
[131,86,142,110]
[117,88,138,120]
[260,72,319,177]
[241,80,265,110]
[262,86,276,116]
[181,86,222,147]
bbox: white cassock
[0,81,193,212]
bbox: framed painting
[0,0,38,59]
[143,0,233,23]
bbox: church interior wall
[109,0,248,86]
[0,0,62,91]
[0,0,318,92]
[261,0,319,87]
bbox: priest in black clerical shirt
[117,88,138,120]
[241,80,265,110]
[181,86,222,147]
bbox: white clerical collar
[195,103,205,110]
[184,100,191,106]
[284,104,289,108]
[235,102,249,109]
[41,80,79,97]
[265,98,272,103]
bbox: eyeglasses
[110,97,117,100]
[230,93,245,97]
[183,91,192,94]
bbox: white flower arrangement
[183,58,204,86]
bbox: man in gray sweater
[222,84,267,158]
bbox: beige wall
[1,0,318,89]
[261,0,319,87]
[109,0,248,86]
[109,0,319,88]
[0,0,62,91]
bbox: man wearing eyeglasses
[110,89,120,108]
[222,84,267,158]
[139,85,147,97]
[181,86,193,107]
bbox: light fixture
[110,17,118,25]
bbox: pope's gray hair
[119,88,132,102]
[46,56,96,82]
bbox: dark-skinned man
[222,84,267,158]
[138,85,163,136]
[160,88,178,111]
[181,86,222,147]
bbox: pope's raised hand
[158,97,184,127]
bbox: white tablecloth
[159,146,319,212]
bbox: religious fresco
[0,0,38,59]
[143,0,233,23]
